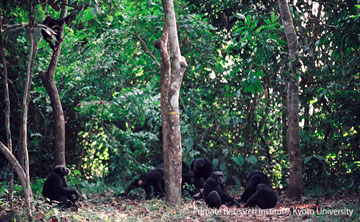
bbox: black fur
[119,168,164,200]
[202,171,240,208]
[42,165,80,208]
[156,161,195,191]
[191,158,212,189]
[243,183,277,209]
[41,13,75,51]
[238,171,271,203]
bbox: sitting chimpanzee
[42,165,80,208]
[191,158,213,190]
[242,183,277,209]
[119,168,164,200]
[156,161,195,195]
[237,171,271,204]
[203,171,240,208]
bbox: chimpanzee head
[193,162,203,172]
[211,171,224,184]
[54,165,71,176]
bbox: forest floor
[0,190,359,221]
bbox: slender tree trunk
[282,91,288,153]
[278,0,304,200]
[0,15,14,210]
[39,0,68,166]
[155,0,188,207]
[15,1,37,219]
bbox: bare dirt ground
[1,190,359,221]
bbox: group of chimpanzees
[118,160,201,199]
[42,159,277,210]
[118,158,277,209]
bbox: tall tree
[155,0,188,206]
[0,11,14,210]
[39,0,68,166]
[278,0,304,199]
[2,0,39,219]
[20,0,37,201]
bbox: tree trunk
[282,91,288,153]
[154,0,188,207]
[278,0,304,200]
[16,1,37,219]
[39,0,68,166]
[0,15,14,210]
[0,142,32,218]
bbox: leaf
[314,155,326,161]
[186,137,194,151]
[140,114,146,126]
[84,8,94,21]
[72,169,81,175]
[250,22,257,31]
[232,155,245,166]
[255,25,264,33]
[246,155,258,165]
[233,176,241,189]
[220,162,227,173]
[212,159,219,169]
[304,156,312,164]
[245,15,251,27]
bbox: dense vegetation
[0,0,359,220]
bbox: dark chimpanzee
[242,183,277,209]
[42,165,80,208]
[41,12,78,51]
[237,171,271,204]
[119,168,165,200]
[202,171,240,208]
[41,16,66,51]
[156,161,195,195]
[191,158,213,190]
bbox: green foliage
[0,0,359,196]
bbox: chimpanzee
[242,183,277,209]
[156,161,195,194]
[191,158,213,189]
[183,168,195,185]
[119,168,164,200]
[237,171,271,203]
[42,165,80,208]
[202,171,240,208]
[41,12,76,51]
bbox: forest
[0,0,359,221]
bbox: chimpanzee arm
[59,186,78,196]
[217,184,234,202]
[119,179,140,196]
[217,184,241,206]
[240,182,257,203]
[244,188,266,207]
